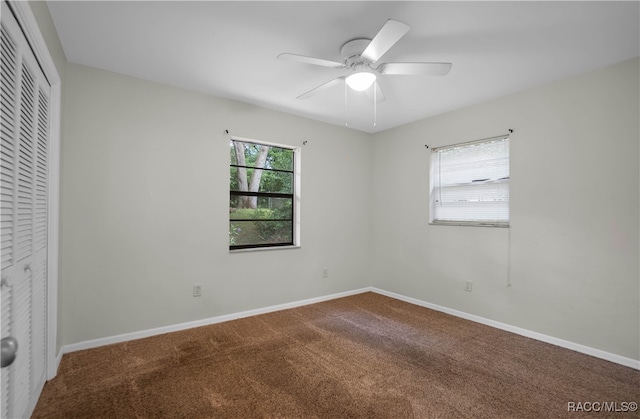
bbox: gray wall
[371,58,640,360]
[59,63,372,347]
[28,1,66,78]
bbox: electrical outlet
[322,268,328,278]
[465,281,473,292]
[193,284,202,297]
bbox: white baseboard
[59,286,639,371]
[371,287,640,370]
[52,348,63,377]
[60,287,373,355]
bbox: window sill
[429,221,509,228]
[229,244,301,253]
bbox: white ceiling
[47,1,639,133]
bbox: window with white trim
[430,136,510,227]
[229,138,298,250]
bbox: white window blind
[430,136,510,226]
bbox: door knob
[1,337,18,368]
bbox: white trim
[61,288,372,354]
[293,142,301,247]
[371,288,640,370]
[8,1,62,380]
[431,133,510,153]
[228,134,298,151]
[428,221,509,228]
[46,84,60,379]
[59,286,639,371]
[8,2,61,86]
[24,377,46,419]
[55,347,63,371]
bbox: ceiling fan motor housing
[341,38,373,69]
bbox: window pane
[229,140,238,165]
[229,138,296,249]
[230,140,293,171]
[432,200,509,223]
[230,167,293,193]
[229,220,293,247]
[266,147,293,171]
[230,197,292,220]
[431,137,509,225]
[434,181,509,205]
[434,139,509,186]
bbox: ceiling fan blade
[365,82,386,103]
[297,77,345,99]
[361,19,410,63]
[378,62,452,76]
[278,53,344,69]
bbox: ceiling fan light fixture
[345,72,376,91]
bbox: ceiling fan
[278,19,452,100]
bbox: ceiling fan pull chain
[373,81,377,128]
[344,82,349,127]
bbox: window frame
[429,135,510,228]
[229,136,301,251]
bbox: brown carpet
[33,292,639,418]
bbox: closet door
[1,1,50,417]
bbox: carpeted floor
[33,292,639,418]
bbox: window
[430,135,510,227]
[229,138,297,250]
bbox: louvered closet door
[1,2,51,418]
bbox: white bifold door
[1,1,51,417]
